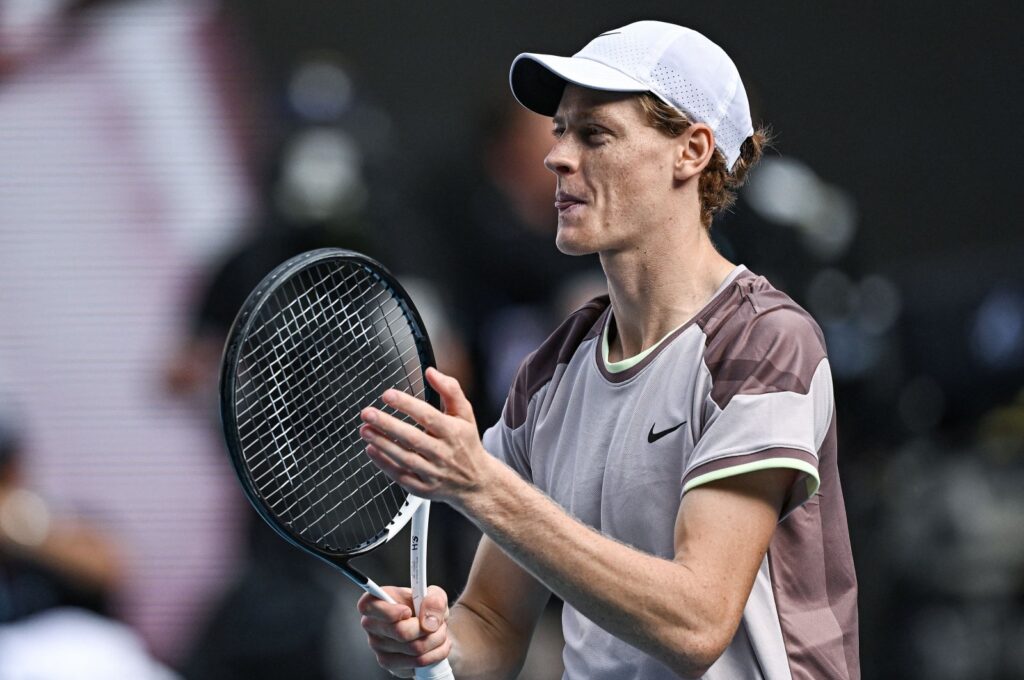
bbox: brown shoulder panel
[502,296,609,429]
[769,416,860,678]
[697,275,827,409]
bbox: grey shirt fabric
[482,267,859,679]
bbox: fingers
[364,370,474,430]
[358,587,414,622]
[371,634,453,673]
[426,367,475,422]
[359,372,481,501]
[358,586,426,643]
[359,585,452,674]
[359,407,439,458]
[359,402,442,490]
[419,585,450,633]
[367,622,448,653]
[358,371,475,445]
[379,388,451,436]
[364,441,432,495]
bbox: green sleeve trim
[683,457,821,499]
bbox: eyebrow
[552,110,618,127]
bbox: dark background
[226,0,1020,263]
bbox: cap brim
[509,53,649,116]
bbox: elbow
[661,625,734,679]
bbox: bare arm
[462,461,790,677]
[361,367,793,677]
[447,536,551,679]
[358,535,550,679]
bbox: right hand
[358,585,452,677]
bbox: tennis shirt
[482,266,859,679]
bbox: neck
[600,218,735,361]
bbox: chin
[555,231,597,256]
[555,219,600,255]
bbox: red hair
[637,93,770,228]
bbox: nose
[544,136,577,176]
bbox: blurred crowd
[1,1,1022,679]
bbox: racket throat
[339,562,395,604]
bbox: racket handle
[415,660,455,679]
[411,500,456,680]
[363,578,397,604]
[343,570,454,678]
[410,500,430,614]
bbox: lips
[554,191,585,212]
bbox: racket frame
[219,247,438,598]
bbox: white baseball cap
[510,21,754,170]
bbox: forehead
[552,85,645,125]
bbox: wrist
[454,455,530,533]
[451,451,504,517]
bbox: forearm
[445,536,551,679]
[446,600,527,680]
[358,372,782,676]
[456,460,727,676]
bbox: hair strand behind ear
[637,93,772,228]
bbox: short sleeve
[482,410,534,484]
[683,307,833,518]
[482,296,609,486]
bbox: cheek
[601,157,662,214]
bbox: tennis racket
[220,248,455,680]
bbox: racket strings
[276,265,412,542]
[243,266,411,547]
[235,267,391,402]
[236,303,414,463]
[239,281,389,517]
[244,347,421,510]
[233,260,427,552]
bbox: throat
[603,315,678,368]
[604,263,744,363]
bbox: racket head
[220,248,439,563]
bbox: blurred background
[0,0,1020,678]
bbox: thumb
[419,585,449,633]
[426,367,474,422]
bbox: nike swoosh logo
[648,421,687,443]
[597,31,622,38]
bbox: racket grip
[411,500,456,679]
[415,660,455,679]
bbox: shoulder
[696,271,828,408]
[502,295,609,428]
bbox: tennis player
[358,20,859,679]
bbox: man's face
[546,85,681,256]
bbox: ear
[673,123,715,182]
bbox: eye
[551,126,565,139]
[582,126,608,144]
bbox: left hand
[358,585,452,676]
[359,367,493,506]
